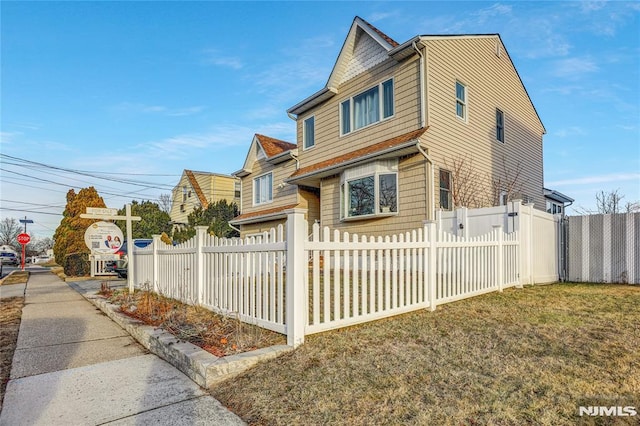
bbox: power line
[1,154,175,190]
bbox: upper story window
[439,169,452,210]
[303,116,315,149]
[253,172,273,206]
[496,109,504,143]
[340,78,394,136]
[182,186,187,202]
[456,81,467,121]
[340,160,398,219]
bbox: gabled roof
[185,170,209,208]
[233,134,297,177]
[287,16,400,116]
[287,128,427,187]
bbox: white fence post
[195,226,207,306]
[493,225,504,292]
[151,234,160,293]
[424,220,437,311]
[286,208,307,347]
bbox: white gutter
[412,41,427,128]
[416,143,435,221]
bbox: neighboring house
[234,16,549,237]
[231,134,320,236]
[544,188,574,215]
[169,170,240,227]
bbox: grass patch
[0,271,29,286]
[0,297,24,412]
[211,283,640,425]
[101,284,285,357]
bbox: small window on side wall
[303,116,315,149]
[439,169,452,210]
[456,81,467,120]
[496,109,505,143]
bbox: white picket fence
[132,209,520,347]
[304,221,519,335]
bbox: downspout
[412,40,427,128]
[414,41,433,220]
[417,143,435,221]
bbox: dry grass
[211,283,640,425]
[0,271,29,286]
[0,297,24,412]
[102,285,285,357]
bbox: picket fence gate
[132,209,520,347]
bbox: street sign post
[17,233,31,270]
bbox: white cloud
[0,131,22,144]
[201,49,243,70]
[552,57,599,78]
[112,102,205,117]
[547,172,640,187]
[553,126,587,138]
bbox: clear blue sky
[1,1,639,238]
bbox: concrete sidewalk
[0,269,245,426]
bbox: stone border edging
[83,293,293,388]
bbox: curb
[82,293,293,388]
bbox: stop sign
[17,233,31,245]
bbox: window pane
[456,82,466,119]
[439,170,451,210]
[348,176,375,216]
[353,86,379,130]
[304,116,315,148]
[456,82,465,102]
[341,101,351,134]
[379,174,397,213]
[382,79,394,118]
[496,109,504,142]
[254,178,261,204]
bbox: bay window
[340,160,398,219]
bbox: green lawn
[211,283,640,425]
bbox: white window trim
[456,80,468,123]
[339,160,399,220]
[303,115,315,151]
[252,171,273,207]
[340,77,395,137]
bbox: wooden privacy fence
[133,209,520,347]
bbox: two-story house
[231,134,320,236]
[169,169,240,227]
[233,16,546,237]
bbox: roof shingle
[255,134,297,158]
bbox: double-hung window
[456,81,467,120]
[341,78,394,135]
[340,160,398,219]
[303,116,315,149]
[496,109,504,142]
[439,169,452,210]
[253,172,273,206]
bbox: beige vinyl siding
[199,175,238,205]
[170,173,239,225]
[240,219,287,239]
[240,159,298,216]
[425,37,545,209]
[170,174,198,225]
[319,154,428,236]
[298,187,321,235]
[295,56,422,170]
